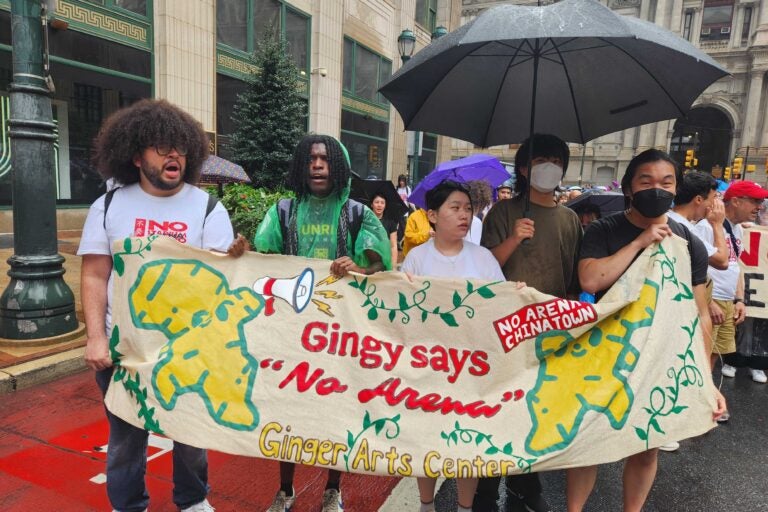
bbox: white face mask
[529,162,563,193]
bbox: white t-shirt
[463,216,483,245]
[397,186,411,204]
[77,183,235,329]
[401,239,505,281]
[694,218,742,300]
[667,210,716,257]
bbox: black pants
[473,473,543,511]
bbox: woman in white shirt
[401,180,505,512]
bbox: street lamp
[397,29,418,185]
[0,0,77,339]
[397,29,416,63]
[431,26,448,40]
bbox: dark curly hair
[92,99,209,185]
[287,134,350,199]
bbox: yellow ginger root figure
[525,280,659,455]
[129,259,264,430]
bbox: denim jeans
[96,368,209,511]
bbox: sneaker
[659,441,680,452]
[716,411,731,423]
[321,488,344,512]
[181,499,214,512]
[749,368,767,383]
[509,492,551,512]
[267,489,295,512]
[721,364,737,378]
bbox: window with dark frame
[415,0,438,32]
[415,133,438,184]
[113,0,146,15]
[216,0,310,74]
[342,38,392,107]
[647,0,657,22]
[83,0,148,17]
[74,84,103,124]
[683,11,693,41]
[217,0,248,51]
[341,39,392,180]
[741,6,752,45]
[700,0,735,41]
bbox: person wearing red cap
[695,180,768,399]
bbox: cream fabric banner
[738,225,768,319]
[106,235,717,478]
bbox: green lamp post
[431,26,448,40]
[0,0,77,339]
[397,29,416,63]
[397,29,418,183]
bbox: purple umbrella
[409,154,510,209]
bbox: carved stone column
[741,67,767,148]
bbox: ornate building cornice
[609,0,641,8]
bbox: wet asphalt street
[433,367,768,512]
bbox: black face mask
[631,188,674,218]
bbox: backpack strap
[205,194,218,218]
[277,198,294,252]
[346,199,365,249]
[202,194,234,236]
[723,219,740,258]
[102,188,119,230]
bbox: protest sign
[739,225,768,319]
[106,235,717,478]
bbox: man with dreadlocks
[254,134,391,512]
[78,99,247,512]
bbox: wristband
[733,298,744,304]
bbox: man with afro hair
[78,99,247,512]
[254,134,391,512]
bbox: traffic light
[684,149,695,168]
[724,167,731,180]
[733,157,743,178]
[747,164,756,173]
[765,157,768,174]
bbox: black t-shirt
[379,217,397,236]
[580,212,708,289]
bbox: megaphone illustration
[252,268,315,316]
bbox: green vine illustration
[343,411,401,472]
[109,325,164,434]
[651,244,693,301]
[113,235,160,277]
[348,277,499,327]
[633,318,703,449]
[441,421,537,473]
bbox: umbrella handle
[521,211,532,245]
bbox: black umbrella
[566,190,626,218]
[349,175,409,220]
[379,0,728,148]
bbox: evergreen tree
[229,33,306,189]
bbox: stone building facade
[457,0,768,187]
[0,0,462,231]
